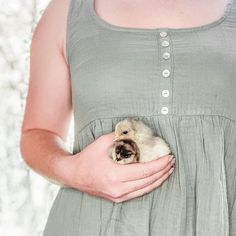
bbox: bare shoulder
[33,0,71,64]
[21,0,73,140]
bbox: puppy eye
[123,131,128,135]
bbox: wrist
[48,153,76,187]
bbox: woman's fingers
[117,160,175,196]
[106,166,174,203]
[114,154,174,182]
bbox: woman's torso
[62,0,231,58]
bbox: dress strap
[66,0,86,64]
[225,0,236,23]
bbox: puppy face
[113,138,140,164]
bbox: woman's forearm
[20,129,75,187]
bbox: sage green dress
[43,0,236,235]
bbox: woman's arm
[20,0,73,187]
[20,0,175,202]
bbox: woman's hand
[68,132,175,203]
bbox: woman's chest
[69,28,236,121]
[93,0,230,29]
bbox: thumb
[101,131,116,147]
[105,131,115,141]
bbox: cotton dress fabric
[42,0,236,235]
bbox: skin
[94,0,229,30]
[20,0,228,203]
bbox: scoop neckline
[89,0,233,33]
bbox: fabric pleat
[43,115,236,235]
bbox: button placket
[159,31,172,115]
[163,52,170,60]
[161,40,169,47]
[162,69,170,77]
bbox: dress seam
[75,113,236,135]
[170,34,174,113]
[156,32,161,111]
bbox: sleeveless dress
[42,0,236,235]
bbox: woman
[20,0,236,235]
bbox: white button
[162,69,170,77]
[163,52,170,59]
[160,31,167,37]
[161,40,169,47]
[162,90,170,97]
[161,107,169,114]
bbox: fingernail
[169,167,174,174]
[170,158,176,166]
[168,155,174,162]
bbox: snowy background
[0,1,74,235]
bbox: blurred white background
[0,1,74,235]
